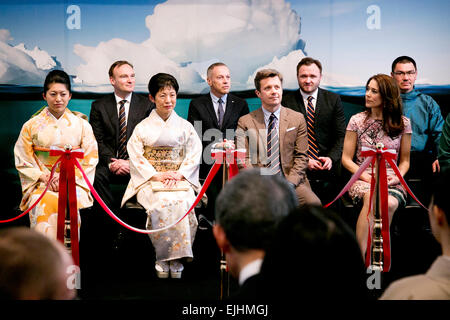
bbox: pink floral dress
[346,112,412,205]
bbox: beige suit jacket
[380,255,450,300]
[236,106,308,186]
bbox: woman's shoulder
[347,111,368,128]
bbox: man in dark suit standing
[188,63,249,221]
[88,61,152,252]
[282,57,346,204]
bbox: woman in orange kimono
[14,70,98,241]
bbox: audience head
[206,62,231,97]
[365,73,404,137]
[429,171,450,247]
[148,73,179,121]
[260,206,368,300]
[108,60,135,97]
[214,169,298,277]
[391,56,417,94]
[296,57,323,94]
[0,227,76,300]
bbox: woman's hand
[360,172,372,183]
[387,175,400,186]
[151,171,184,188]
[39,172,59,192]
[49,173,59,192]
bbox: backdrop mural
[1,0,449,216]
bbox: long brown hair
[365,74,404,137]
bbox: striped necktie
[306,96,319,161]
[267,113,281,175]
[217,98,225,128]
[117,100,128,159]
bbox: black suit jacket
[188,93,249,177]
[282,88,346,165]
[89,92,152,168]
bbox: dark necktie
[267,113,281,175]
[217,98,225,128]
[118,100,128,159]
[306,96,319,161]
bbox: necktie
[217,98,225,128]
[267,113,281,175]
[306,96,319,161]
[118,100,128,159]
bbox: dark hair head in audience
[148,72,179,98]
[43,69,72,95]
[0,227,76,300]
[215,168,298,252]
[259,205,368,301]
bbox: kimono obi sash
[143,146,185,172]
[33,145,81,170]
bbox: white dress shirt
[239,258,263,286]
[114,92,132,122]
[300,88,319,111]
[210,92,227,121]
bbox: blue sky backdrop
[1,0,449,92]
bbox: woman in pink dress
[342,74,412,255]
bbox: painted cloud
[0,29,57,85]
[74,0,306,92]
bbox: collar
[300,88,319,102]
[400,88,420,100]
[210,92,228,104]
[114,92,132,104]
[239,258,263,286]
[262,106,281,123]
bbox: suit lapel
[295,90,307,115]
[279,107,289,158]
[106,94,119,141]
[252,108,267,160]
[205,95,219,128]
[127,93,141,139]
[314,88,323,119]
[222,96,234,128]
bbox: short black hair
[431,171,450,222]
[43,70,71,94]
[391,56,417,73]
[148,73,179,98]
[215,169,298,251]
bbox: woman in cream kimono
[14,70,98,242]
[121,73,201,279]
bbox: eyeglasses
[393,71,416,77]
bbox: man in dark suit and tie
[188,63,249,221]
[237,69,321,206]
[282,57,346,204]
[88,60,152,251]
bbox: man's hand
[432,159,440,173]
[110,158,130,176]
[318,156,332,170]
[308,157,332,171]
[214,139,235,150]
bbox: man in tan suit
[236,69,320,206]
[380,171,450,300]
